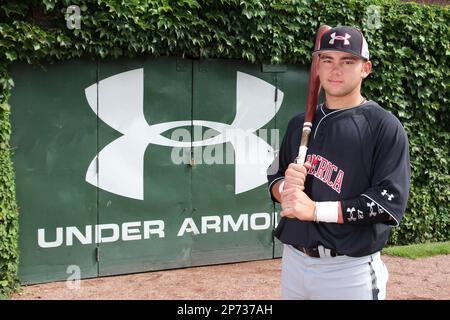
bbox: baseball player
[267,26,411,300]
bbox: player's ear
[361,60,372,79]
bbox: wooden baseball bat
[295,25,331,165]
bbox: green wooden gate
[9,57,308,284]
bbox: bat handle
[295,122,312,165]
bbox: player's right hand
[283,162,311,191]
[280,188,315,221]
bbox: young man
[267,26,410,300]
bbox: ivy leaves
[0,0,449,298]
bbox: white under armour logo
[367,201,377,217]
[329,32,351,45]
[381,189,394,201]
[84,69,284,200]
[357,209,363,219]
[347,207,357,222]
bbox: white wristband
[314,201,339,223]
[278,180,285,195]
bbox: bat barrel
[296,25,331,165]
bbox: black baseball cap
[313,26,370,60]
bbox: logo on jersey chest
[306,154,344,194]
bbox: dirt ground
[12,254,450,300]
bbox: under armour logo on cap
[313,26,370,60]
[329,32,351,45]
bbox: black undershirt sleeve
[340,115,410,226]
[267,115,302,203]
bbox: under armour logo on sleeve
[381,189,394,201]
[357,210,364,220]
[329,32,351,45]
[347,207,357,222]
[367,201,377,217]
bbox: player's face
[318,51,372,98]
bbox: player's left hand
[280,188,315,221]
[283,162,311,191]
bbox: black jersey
[267,100,411,257]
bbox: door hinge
[189,149,196,166]
[96,247,100,262]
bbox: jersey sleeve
[267,115,301,203]
[341,114,411,226]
